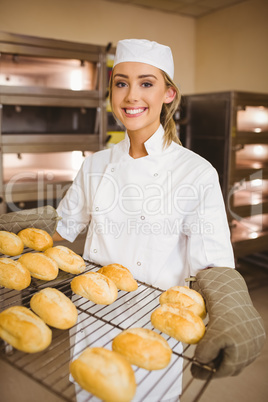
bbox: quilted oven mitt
[0,205,60,236]
[190,267,266,379]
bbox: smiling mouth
[124,108,147,115]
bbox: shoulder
[82,147,112,171]
[168,142,219,183]
[82,138,128,171]
[171,142,214,169]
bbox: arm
[190,267,266,379]
[184,167,265,377]
[55,158,91,243]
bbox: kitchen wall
[0,0,267,95]
[195,0,268,94]
[0,0,195,94]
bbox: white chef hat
[113,39,174,79]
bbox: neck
[127,131,148,159]
[127,124,160,159]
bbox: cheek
[111,95,123,121]
[151,87,166,102]
[111,95,119,113]
[111,90,122,109]
[151,91,166,111]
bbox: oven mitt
[0,205,60,236]
[190,267,266,379]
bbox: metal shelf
[179,91,268,258]
[0,32,109,214]
[0,255,213,402]
[2,134,100,153]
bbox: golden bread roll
[30,287,78,329]
[0,231,24,256]
[44,246,86,274]
[71,272,118,305]
[0,305,52,353]
[151,304,206,344]
[159,286,206,319]
[0,257,31,290]
[18,228,53,251]
[18,252,58,281]
[70,347,136,402]
[97,263,138,292]
[112,327,172,370]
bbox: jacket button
[140,216,145,220]
[95,207,99,211]
[137,261,141,266]
[154,173,158,177]
[93,249,97,253]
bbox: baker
[1,39,265,401]
[53,38,266,400]
[55,39,235,288]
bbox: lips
[124,107,147,116]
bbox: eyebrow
[113,73,158,80]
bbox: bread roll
[0,231,24,256]
[151,304,206,344]
[70,347,136,402]
[97,264,138,292]
[71,272,118,305]
[112,328,172,370]
[159,286,206,319]
[30,287,78,329]
[18,228,53,251]
[18,252,58,281]
[0,257,31,290]
[44,246,86,274]
[0,305,52,353]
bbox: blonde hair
[108,69,182,148]
[161,72,182,147]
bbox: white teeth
[125,108,145,115]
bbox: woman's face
[111,62,175,139]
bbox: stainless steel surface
[0,253,213,402]
[2,134,100,154]
[0,32,105,61]
[0,86,100,106]
[0,32,109,214]
[179,91,268,257]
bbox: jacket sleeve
[185,166,235,277]
[56,157,92,242]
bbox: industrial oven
[178,91,268,258]
[0,32,109,215]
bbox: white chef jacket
[56,124,235,289]
[58,124,235,401]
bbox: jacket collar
[144,124,166,155]
[112,124,167,162]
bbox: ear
[164,86,176,104]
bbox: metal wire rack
[0,250,214,402]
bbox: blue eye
[115,81,127,88]
[142,82,153,88]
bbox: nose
[125,84,139,103]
